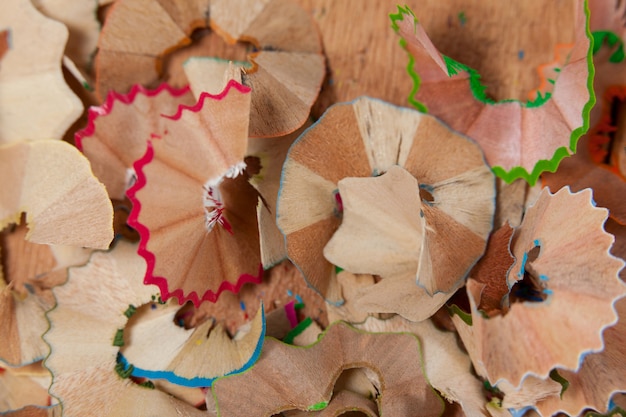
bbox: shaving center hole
[510,245,548,304]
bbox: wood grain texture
[0,363,52,412]
[453,187,626,388]
[8,0,580,304]
[0,140,114,249]
[296,0,574,118]
[97,0,570,116]
[0,217,92,367]
[0,0,83,143]
[209,321,444,417]
[45,242,213,417]
[278,98,494,310]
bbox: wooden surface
[0,221,56,297]
[2,0,580,308]
[296,0,576,111]
[101,0,576,115]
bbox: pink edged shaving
[126,79,263,306]
[75,83,194,201]
[95,0,324,138]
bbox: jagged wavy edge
[75,83,192,151]
[116,305,266,388]
[210,321,445,416]
[390,3,596,186]
[126,80,262,307]
[528,44,575,102]
[161,79,251,120]
[500,186,625,387]
[592,30,626,63]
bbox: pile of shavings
[1,1,626,417]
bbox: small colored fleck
[517,252,528,279]
[139,380,155,389]
[334,190,344,213]
[114,361,134,379]
[458,11,467,26]
[113,328,125,347]
[609,399,617,410]
[240,301,246,311]
[308,401,328,411]
[287,289,293,297]
[124,305,137,318]
[518,50,525,60]
[295,295,303,304]
[284,317,313,344]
